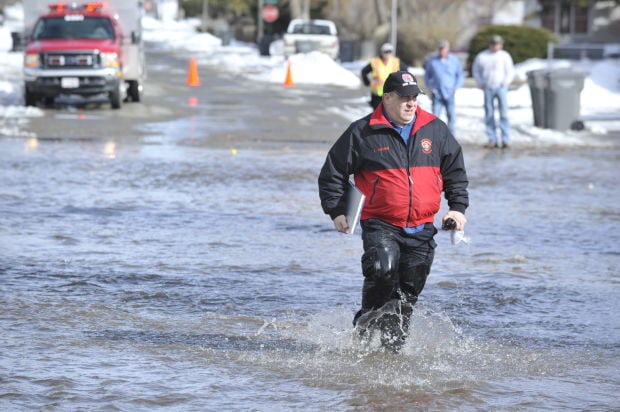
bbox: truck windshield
[291,23,331,35]
[32,16,115,40]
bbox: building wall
[522,0,620,44]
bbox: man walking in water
[318,71,469,352]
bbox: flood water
[2,53,619,411]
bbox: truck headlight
[100,52,120,68]
[24,53,40,68]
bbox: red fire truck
[23,1,145,109]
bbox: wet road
[1,47,619,411]
[20,49,361,147]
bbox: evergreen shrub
[466,24,558,71]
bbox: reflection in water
[103,139,117,159]
[25,136,39,152]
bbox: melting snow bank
[0,44,44,138]
[142,17,222,51]
[0,106,44,137]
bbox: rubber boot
[377,299,412,352]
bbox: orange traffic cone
[187,58,201,87]
[283,60,295,87]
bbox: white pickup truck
[283,19,339,60]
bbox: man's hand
[442,211,467,231]
[333,215,349,233]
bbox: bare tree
[284,0,517,63]
[323,0,390,43]
[325,0,514,65]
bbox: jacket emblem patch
[374,146,390,152]
[420,138,432,154]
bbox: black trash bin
[339,40,357,63]
[526,69,549,128]
[11,31,24,51]
[544,69,586,131]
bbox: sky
[1,5,619,147]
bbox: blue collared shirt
[424,53,465,99]
[383,107,415,145]
[381,109,425,234]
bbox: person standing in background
[361,43,407,109]
[423,39,464,136]
[472,34,515,149]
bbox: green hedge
[466,25,558,71]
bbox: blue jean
[432,94,456,135]
[483,87,510,144]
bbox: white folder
[345,180,365,234]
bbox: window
[33,16,115,40]
[559,1,571,33]
[541,3,555,31]
[539,0,590,35]
[574,5,589,33]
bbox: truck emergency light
[48,3,67,12]
[48,3,104,13]
[83,3,104,12]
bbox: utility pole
[257,0,264,42]
[201,0,208,33]
[390,0,397,53]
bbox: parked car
[283,19,339,60]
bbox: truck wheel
[127,80,141,102]
[110,86,122,109]
[24,90,39,107]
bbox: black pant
[359,219,436,313]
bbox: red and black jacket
[318,104,469,227]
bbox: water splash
[247,306,566,394]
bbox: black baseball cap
[383,71,424,96]
[489,34,504,44]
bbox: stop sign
[262,5,279,23]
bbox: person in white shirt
[472,35,515,149]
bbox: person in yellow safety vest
[361,43,407,109]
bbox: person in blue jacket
[423,40,464,136]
